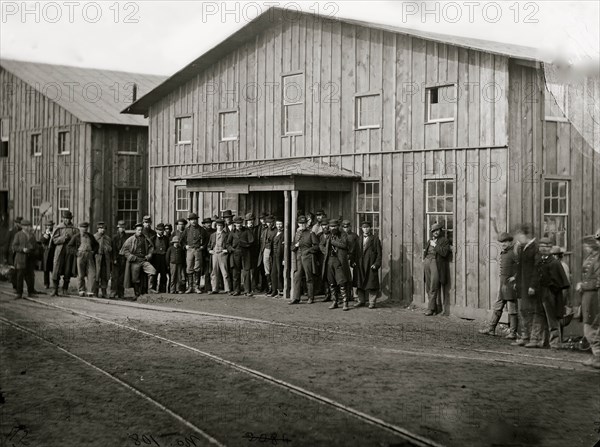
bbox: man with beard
[51,210,78,296]
[152,223,170,293]
[290,216,319,305]
[11,220,39,299]
[120,223,158,300]
[257,215,276,294]
[226,216,254,296]
[41,220,55,290]
[201,217,214,292]
[142,215,156,240]
[423,222,451,316]
[320,219,351,310]
[110,220,128,299]
[93,222,112,298]
[270,217,285,297]
[354,221,383,309]
[181,213,208,294]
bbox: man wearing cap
[120,223,158,299]
[41,220,55,289]
[7,217,23,291]
[51,210,78,296]
[577,231,600,368]
[110,220,128,299]
[68,222,100,297]
[164,223,173,241]
[551,245,572,315]
[93,222,112,298]
[354,220,383,309]
[320,219,351,310]
[180,213,208,294]
[226,216,255,296]
[270,217,285,297]
[166,235,185,293]
[342,220,359,300]
[423,222,451,316]
[151,223,169,293]
[142,215,156,240]
[245,213,261,293]
[201,217,215,292]
[479,232,519,337]
[290,216,320,304]
[208,219,231,294]
[312,210,327,236]
[174,217,189,291]
[257,215,276,294]
[11,220,39,299]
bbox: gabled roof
[1,58,166,126]
[123,6,545,116]
[172,159,360,181]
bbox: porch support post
[283,190,290,299]
[289,190,298,301]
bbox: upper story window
[355,93,381,129]
[545,84,568,122]
[425,85,456,123]
[57,187,70,222]
[219,111,238,141]
[31,186,41,229]
[356,181,380,236]
[176,116,192,144]
[175,186,189,221]
[31,133,41,156]
[282,73,304,136]
[118,127,139,154]
[1,118,9,158]
[58,131,70,155]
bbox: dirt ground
[1,273,599,447]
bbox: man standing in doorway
[110,220,128,300]
[290,216,319,305]
[94,222,112,298]
[41,220,55,290]
[51,210,78,296]
[181,213,207,294]
[423,222,451,316]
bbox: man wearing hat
[7,216,23,291]
[50,210,78,296]
[41,220,55,289]
[257,214,276,294]
[354,220,383,309]
[245,213,261,293]
[120,223,158,299]
[312,210,327,236]
[290,216,320,304]
[174,217,189,291]
[577,231,600,368]
[207,219,231,294]
[11,220,39,299]
[222,210,234,232]
[423,221,451,316]
[201,217,215,292]
[151,223,169,293]
[68,222,100,297]
[226,216,255,296]
[180,213,209,294]
[164,223,173,241]
[551,245,572,315]
[320,219,351,310]
[342,219,359,300]
[93,222,112,298]
[270,217,285,297]
[142,215,156,240]
[479,232,519,337]
[166,235,185,293]
[110,220,128,299]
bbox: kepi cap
[497,232,513,242]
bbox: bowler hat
[430,222,444,232]
[360,221,372,227]
[45,220,55,226]
[297,216,307,224]
[156,223,165,230]
[143,215,152,222]
[550,246,564,255]
[328,219,340,226]
[316,209,325,215]
[187,212,198,220]
[164,223,173,230]
[245,212,255,221]
[259,212,268,219]
[61,210,73,219]
[265,215,275,223]
[15,216,23,223]
[170,236,180,243]
[215,218,225,226]
[233,216,244,224]
[20,219,32,226]
[538,237,553,246]
[202,217,212,224]
[176,218,188,225]
[79,222,89,228]
[222,210,234,218]
[497,232,513,242]
[117,220,126,228]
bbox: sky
[0,1,598,76]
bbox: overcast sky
[1,1,598,75]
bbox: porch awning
[170,159,361,193]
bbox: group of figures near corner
[5,209,383,312]
[465,224,600,370]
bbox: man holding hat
[320,219,351,310]
[152,223,169,293]
[226,216,255,296]
[180,213,208,294]
[201,217,215,292]
[354,220,383,309]
[290,215,320,304]
[41,220,55,289]
[208,219,231,294]
[93,222,112,298]
[68,222,100,297]
[51,210,78,296]
[120,222,158,299]
[110,220,128,299]
[423,221,451,316]
[11,220,39,299]
[577,230,600,368]
[479,232,519,337]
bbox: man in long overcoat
[423,222,451,316]
[290,216,320,305]
[51,210,78,296]
[110,220,128,299]
[320,219,350,310]
[120,223,157,300]
[94,222,112,298]
[41,220,55,289]
[11,220,39,299]
[354,221,383,309]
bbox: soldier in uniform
[208,219,231,294]
[174,218,188,292]
[93,222,112,298]
[342,220,359,300]
[289,216,319,305]
[152,223,169,293]
[227,216,254,296]
[270,217,285,297]
[354,221,383,309]
[201,217,215,292]
[577,231,600,369]
[11,220,39,299]
[423,222,451,316]
[121,222,158,300]
[180,213,208,294]
[41,220,55,289]
[68,222,99,297]
[51,210,78,296]
[142,215,156,240]
[110,220,128,299]
[320,219,351,310]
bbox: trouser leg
[87,258,96,294]
[542,290,561,347]
[44,270,50,288]
[15,269,24,296]
[77,257,86,292]
[584,323,600,357]
[25,260,35,294]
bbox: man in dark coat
[257,214,275,293]
[423,222,451,316]
[290,216,320,305]
[342,219,359,300]
[245,213,261,293]
[180,213,208,293]
[151,223,169,293]
[201,217,215,292]
[120,223,157,300]
[354,221,383,309]
[320,219,351,310]
[7,216,23,291]
[11,220,39,299]
[110,220,128,299]
[51,210,78,296]
[142,215,156,240]
[41,220,55,289]
[93,222,112,298]
[270,217,285,297]
[226,216,254,296]
[68,222,100,297]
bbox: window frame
[281,72,304,137]
[57,187,71,222]
[218,192,238,217]
[31,132,42,157]
[0,118,9,158]
[354,92,382,130]
[355,181,381,236]
[425,84,457,124]
[116,188,140,233]
[544,84,569,122]
[424,178,455,244]
[542,177,570,251]
[31,186,42,230]
[175,115,193,145]
[58,131,70,156]
[175,186,189,221]
[117,126,140,155]
[219,109,239,142]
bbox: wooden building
[123,8,599,319]
[0,59,166,234]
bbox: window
[0,118,8,157]
[57,188,70,221]
[545,84,568,121]
[356,181,380,235]
[175,116,192,144]
[218,192,238,217]
[282,73,304,135]
[355,94,381,129]
[118,127,138,154]
[425,179,454,243]
[58,131,69,155]
[219,111,238,141]
[175,186,189,220]
[426,85,456,123]
[31,133,41,156]
[31,186,41,229]
[543,180,569,249]
[117,189,140,231]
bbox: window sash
[426,85,456,123]
[282,74,304,135]
[175,187,189,212]
[117,189,140,231]
[425,179,454,242]
[58,132,69,154]
[176,117,192,144]
[542,180,569,249]
[356,94,381,129]
[31,134,41,156]
[118,129,138,154]
[0,118,8,140]
[356,181,381,235]
[220,112,238,141]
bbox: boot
[506,315,518,339]
[266,277,273,295]
[186,273,195,294]
[133,283,141,300]
[479,311,501,335]
[51,281,59,297]
[340,286,350,311]
[195,272,202,293]
[148,275,158,294]
[100,288,107,298]
[329,285,339,309]
[323,284,332,302]
[306,283,314,304]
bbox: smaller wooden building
[0,59,166,233]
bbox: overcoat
[51,223,79,278]
[355,234,383,290]
[11,230,38,269]
[41,229,55,272]
[120,234,155,288]
[320,231,350,282]
[423,236,452,285]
